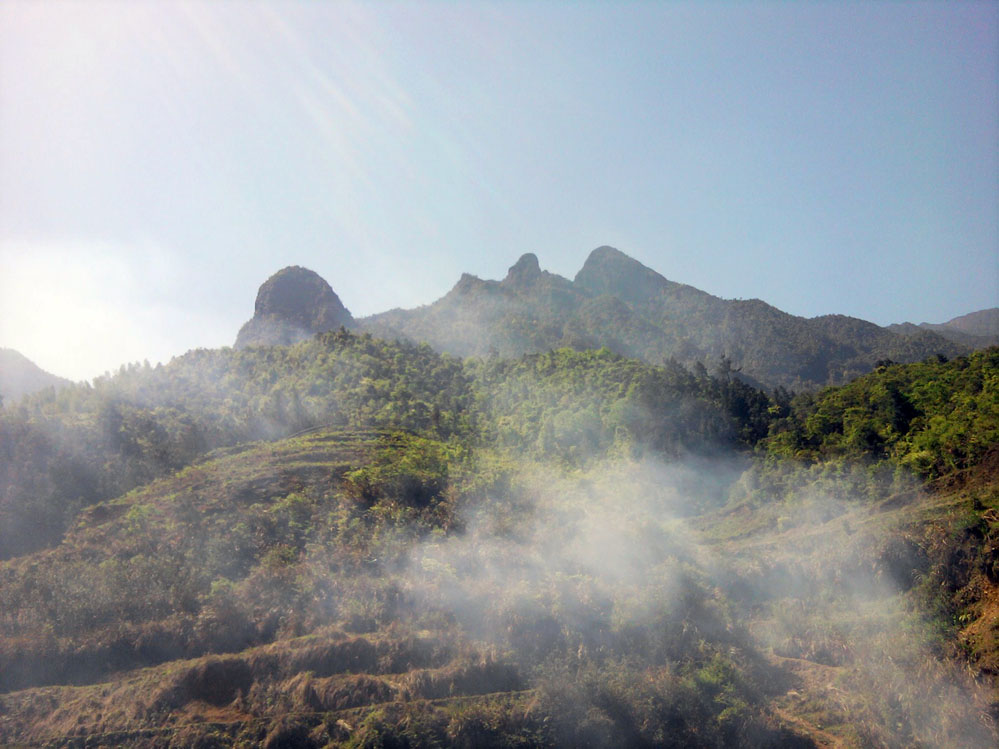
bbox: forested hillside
[763,348,999,476]
[0,332,773,562]
[0,335,996,746]
[0,331,472,560]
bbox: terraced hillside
[3,434,998,746]
[1,343,997,747]
[0,428,812,747]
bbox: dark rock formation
[235,266,353,349]
[504,252,542,286]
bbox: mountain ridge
[887,307,998,349]
[0,348,72,403]
[235,247,975,390]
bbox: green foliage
[762,348,999,478]
[345,434,459,511]
[471,347,775,462]
[0,332,781,559]
[0,331,474,559]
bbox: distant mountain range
[0,348,71,403]
[886,308,998,349]
[237,246,989,390]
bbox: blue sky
[1,1,996,381]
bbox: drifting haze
[403,457,995,746]
[1,1,996,380]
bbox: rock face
[574,245,705,308]
[503,252,542,286]
[234,266,353,349]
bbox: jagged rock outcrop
[360,250,621,360]
[504,252,542,286]
[234,266,354,349]
[575,245,691,305]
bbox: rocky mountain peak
[451,272,487,295]
[504,252,542,285]
[576,245,650,278]
[574,245,680,305]
[585,245,630,263]
[251,266,349,322]
[235,266,353,349]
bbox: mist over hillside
[1,323,996,746]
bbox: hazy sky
[1,1,996,381]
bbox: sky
[1,1,996,381]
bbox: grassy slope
[0,430,383,690]
[693,451,999,747]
